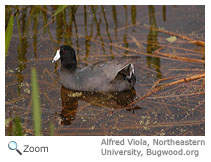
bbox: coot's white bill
[52,49,60,63]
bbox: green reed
[31,68,41,136]
[5,14,14,56]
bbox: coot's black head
[52,45,77,71]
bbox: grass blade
[53,5,68,17]
[5,15,14,56]
[13,116,24,136]
[49,121,55,136]
[31,68,41,136]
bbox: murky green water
[5,5,205,135]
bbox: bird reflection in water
[60,86,140,125]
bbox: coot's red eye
[61,49,66,54]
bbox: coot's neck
[61,58,77,73]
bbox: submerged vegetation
[5,5,205,136]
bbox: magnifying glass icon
[8,141,22,155]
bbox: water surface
[5,5,205,135]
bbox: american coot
[52,45,136,92]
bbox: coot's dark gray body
[52,45,136,92]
